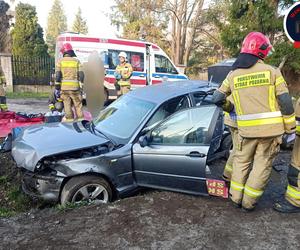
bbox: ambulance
[55,32,188,99]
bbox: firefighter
[212,32,295,211]
[0,64,7,112]
[48,82,63,112]
[223,95,238,182]
[274,97,300,213]
[56,43,84,122]
[114,51,133,96]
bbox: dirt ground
[0,149,300,250]
[1,98,300,249]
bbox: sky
[10,0,118,38]
[8,0,211,39]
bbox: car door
[190,91,224,159]
[132,105,223,195]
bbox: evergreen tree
[72,7,88,34]
[0,0,12,52]
[46,0,67,56]
[12,3,48,57]
[208,0,299,91]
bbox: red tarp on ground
[0,111,93,138]
[0,111,44,138]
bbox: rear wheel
[60,175,113,205]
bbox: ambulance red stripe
[57,36,160,50]
[104,77,147,85]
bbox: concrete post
[0,53,13,92]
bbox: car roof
[127,80,218,104]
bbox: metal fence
[12,56,55,85]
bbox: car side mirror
[139,135,149,148]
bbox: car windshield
[93,95,156,142]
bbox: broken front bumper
[21,169,64,203]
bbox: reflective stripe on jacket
[56,56,82,91]
[219,60,295,138]
[116,63,133,86]
[296,98,300,136]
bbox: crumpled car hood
[12,122,109,172]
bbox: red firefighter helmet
[241,32,272,59]
[60,43,73,54]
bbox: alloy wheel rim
[72,184,109,204]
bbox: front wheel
[60,175,113,205]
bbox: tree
[46,0,67,56]
[164,0,205,66]
[0,0,12,52]
[111,0,169,53]
[72,7,88,34]
[111,0,206,68]
[210,0,300,92]
[12,3,48,57]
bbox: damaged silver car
[2,81,230,204]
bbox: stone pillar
[0,53,13,92]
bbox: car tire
[220,134,233,159]
[60,175,113,205]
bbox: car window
[192,91,214,106]
[108,49,144,72]
[146,95,190,128]
[155,55,178,74]
[150,106,216,145]
[94,95,155,140]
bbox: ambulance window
[155,55,178,74]
[108,50,120,69]
[108,49,144,72]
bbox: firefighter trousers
[285,135,300,207]
[117,85,130,96]
[61,90,83,120]
[223,127,238,181]
[230,135,282,209]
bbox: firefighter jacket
[218,60,295,138]
[48,89,63,110]
[0,66,6,97]
[296,97,300,136]
[55,55,84,91]
[224,95,238,128]
[115,63,133,86]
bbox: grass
[0,175,34,218]
[56,201,89,212]
[0,207,16,217]
[6,92,49,99]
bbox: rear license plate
[206,179,229,198]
